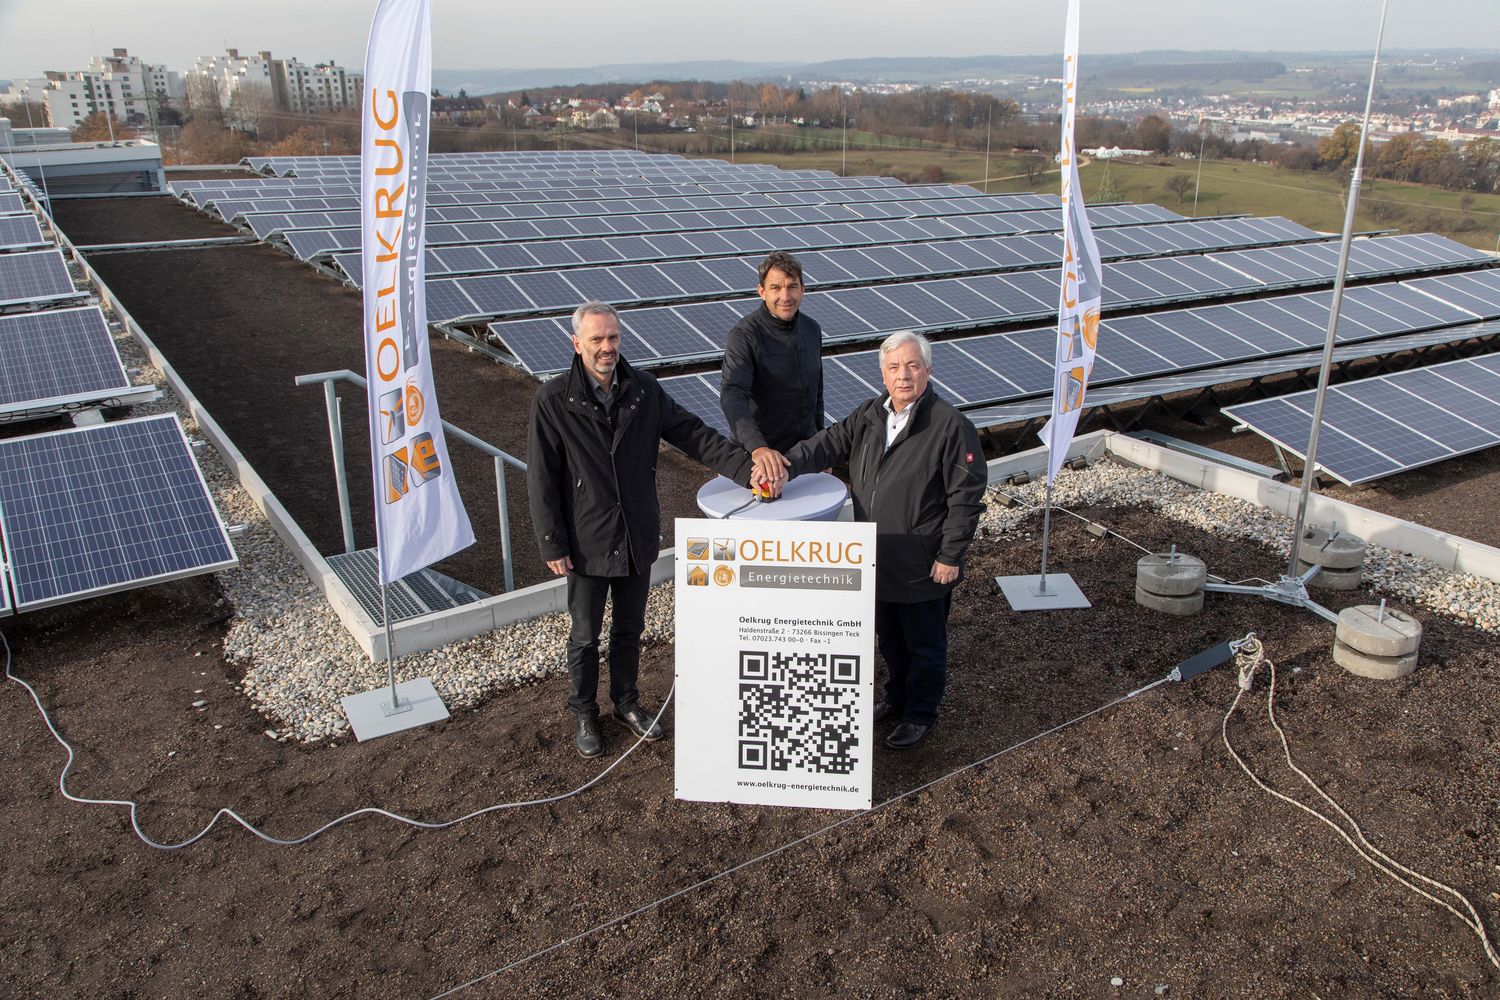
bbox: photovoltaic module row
[485,234,1490,375]
[209,175,912,222]
[1223,350,1500,485]
[175,162,855,203]
[654,267,1500,434]
[0,214,47,253]
[332,203,1211,284]
[245,184,1019,239]
[434,216,1326,330]
[0,249,87,310]
[964,320,1500,429]
[0,192,28,215]
[0,414,238,612]
[282,193,1072,261]
[0,305,142,417]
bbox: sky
[0,0,1494,79]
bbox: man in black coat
[528,302,754,758]
[784,331,986,749]
[720,251,824,492]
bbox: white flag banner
[1039,0,1104,485]
[361,0,474,584]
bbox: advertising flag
[1039,0,1104,485]
[361,0,473,584]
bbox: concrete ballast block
[1135,584,1204,616]
[1136,552,1207,597]
[1337,605,1422,658]
[1333,639,1418,680]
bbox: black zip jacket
[528,355,753,578]
[784,386,986,604]
[720,303,824,453]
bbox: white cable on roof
[1,628,673,850]
[1222,635,1499,974]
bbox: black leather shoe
[873,700,899,723]
[575,716,603,758]
[885,720,934,750]
[614,705,664,741]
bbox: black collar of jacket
[756,301,798,332]
[564,354,641,425]
[869,384,936,438]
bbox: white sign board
[674,517,876,810]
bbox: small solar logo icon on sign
[685,538,709,560]
[378,387,405,444]
[713,538,735,561]
[686,565,709,586]
[384,448,409,504]
[713,565,734,587]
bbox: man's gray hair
[571,301,619,336]
[879,330,932,367]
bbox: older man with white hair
[783,331,985,749]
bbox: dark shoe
[575,716,603,758]
[885,720,934,750]
[614,705,664,741]
[873,700,899,723]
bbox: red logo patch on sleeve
[965,452,974,463]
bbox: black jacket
[720,303,824,453]
[785,386,985,604]
[528,356,753,577]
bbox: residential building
[188,49,274,111]
[432,97,487,125]
[1,49,183,130]
[270,57,363,113]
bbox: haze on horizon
[0,0,1494,81]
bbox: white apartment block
[1,49,183,130]
[270,57,363,113]
[188,49,275,110]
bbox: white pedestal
[996,573,1091,611]
[341,677,449,741]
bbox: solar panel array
[192,150,1500,483]
[489,233,1488,376]
[658,266,1500,432]
[1223,352,1500,485]
[0,192,27,215]
[0,415,238,611]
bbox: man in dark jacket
[529,301,754,758]
[721,251,824,492]
[784,331,985,749]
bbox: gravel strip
[105,299,1500,742]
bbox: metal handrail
[294,368,526,593]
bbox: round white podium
[696,471,848,522]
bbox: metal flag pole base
[1201,564,1340,625]
[995,572,1092,611]
[996,478,1091,611]
[340,579,450,741]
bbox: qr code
[738,651,861,774]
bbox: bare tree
[1165,174,1194,204]
[184,74,227,125]
[226,81,273,135]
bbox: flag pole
[1200,0,1387,628]
[995,0,1093,612]
[1283,0,1388,581]
[380,578,407,713]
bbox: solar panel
[0,250,80,308]
[0,414,237,611]
[1223,350,1500,485]
[0,306,133,414]
[0,192,27,215]
[0,215,47,252]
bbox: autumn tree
[1318,121,1368,170]
[72,113,136,143]
[1,99,48,128]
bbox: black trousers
[565,568,651,719]
[874,592,952,727]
